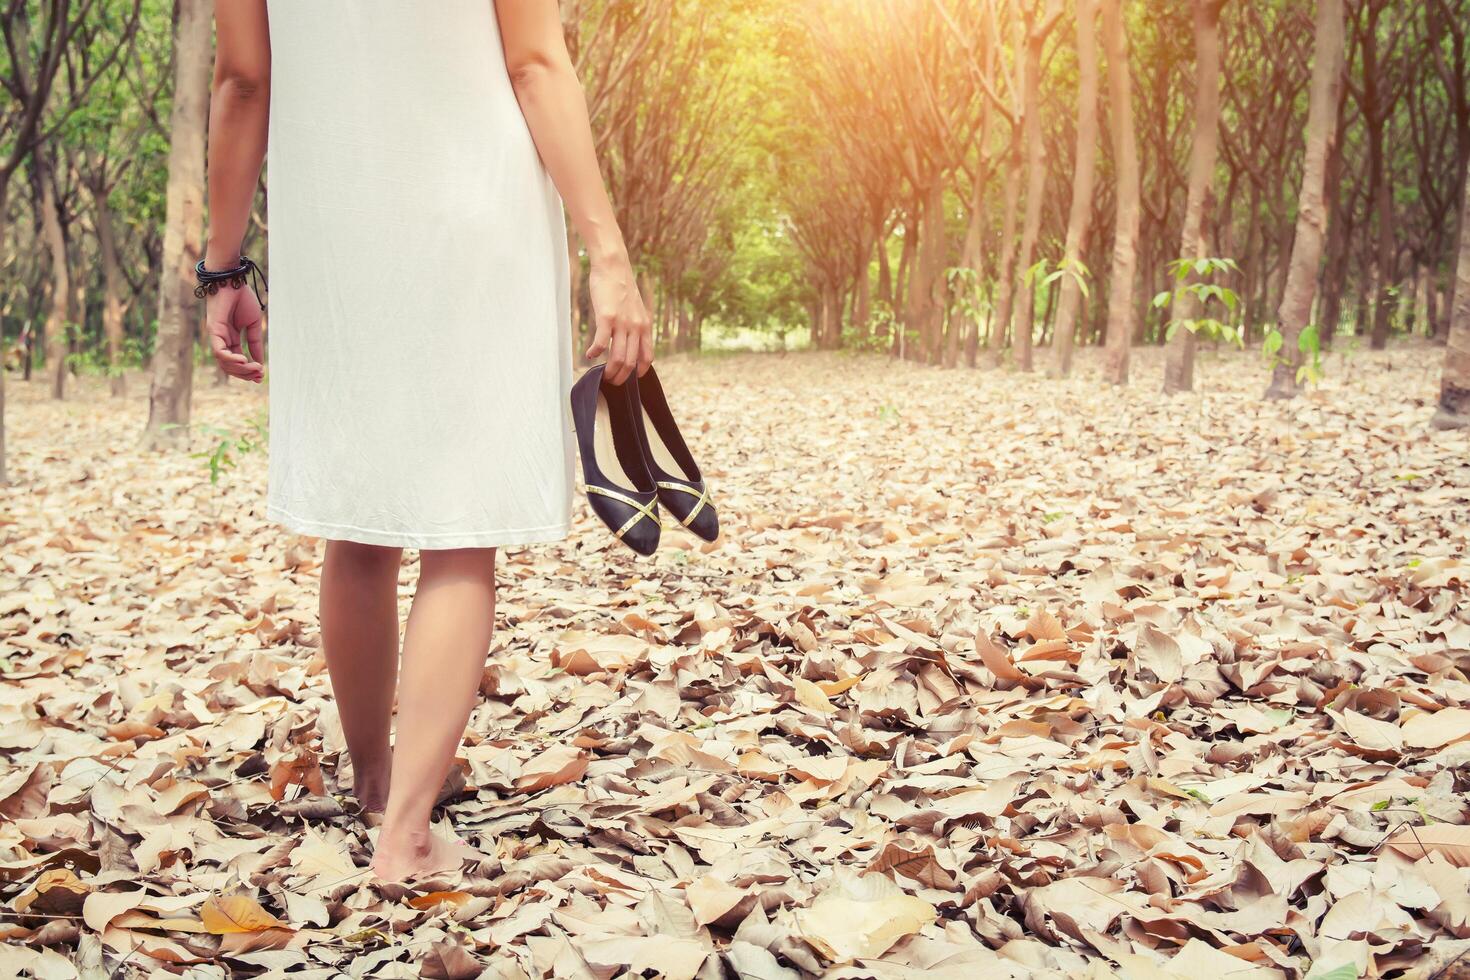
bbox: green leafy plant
[1153,257,1242,347]
[946,266,985,326]
[166,413,269,484]
[1026,256,1090,298]
[1263,322,1324,386]
[844,301,900,354]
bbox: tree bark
[878,230,893,312]
[144,0,215,448]
[34,151,70,400]
[1265,0,1346,400]
[855,237,873,342]
[568,226,589,366]
[959,159,987,367]
[1163,0,1227,394]
[1012,4,1059,373]
[1050,0,1101,378]
[820,279,842,350]
[914,176,946,362]
[1100,0,1140,386]
[1359,6,1397,350]
[1433,174,1470,427]
[895,214,917,356]
[1318,108,1351,347]
[0,337,6,484]
[0,178,6,484]
[92,178,129,396]
[990,154,1023,359]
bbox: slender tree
[1433,173,1470,428]
[1100,0,1140,385]
[1347,0,1408,350]
[143,0,214,448]
[1265,0,1346,400]
[1050,0,1101,378]
[1162,0,1228,394]
[1011,0,1063,373]
[30,149,70,398]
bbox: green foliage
[1262,322,1324,386]
[1028,257,1090,299]
[1155,257,1243,347]
[844,301,899,354]
[174,413,269,484]
[945,266,985,327]
[1305,964,1359,980]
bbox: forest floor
[2,345,1469,979]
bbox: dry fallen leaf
[794,676,838,714]
[515,744,589,792]
[1383,825,1470,868]
[796,870,937,963]
[200,895,288,934]
[407,890,473,910]
[1401,708,1470,749]
[11,868,89,916]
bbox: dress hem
[265,503,571,550]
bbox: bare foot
[370,827,469,883]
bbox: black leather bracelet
[194,256,268,311]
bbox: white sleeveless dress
[262,0,575,549]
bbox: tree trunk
[1163,0,1227,394]
[0,334,6,484]
[895,215,917,356]
[1319,111,1350,347]
[854,236,872,342]
[0,179,7,483]
[1012,11,1053,374]
[1361,12,1396,351]
[1100,0,1140,386]
[92,179,129,396]
[34,152,71,400]
[877,234,893,346]
[960,168,986,367]
[568,226,588,365]
[1039,268,1060,345]
[1433,174,1470,428]
[1265,0,1345,400]
[914,177,946,362]
[820,279,841,351]
[144,0,215,449]
[1426,272,1442,341]
[990,150,1023,358]
[1050,0,1101,378]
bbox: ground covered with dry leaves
[2,346,1469,979]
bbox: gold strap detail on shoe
[586,484,659,539]
[656,480,711,527]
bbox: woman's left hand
[585,255,653,386]
[206,283,266,383]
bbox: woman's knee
[326,539,404,570]
[418,547,497,583]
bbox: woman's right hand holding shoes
[585,250,653,385]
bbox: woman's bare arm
[494,0,652,383]
[204,0,271,381]
[205,0,270,268]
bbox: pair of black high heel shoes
[570,364,718,555]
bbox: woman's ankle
[376,818,434,853]
[353,777,390,812]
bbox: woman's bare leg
[320,540,403,812]
[371,547,497,880]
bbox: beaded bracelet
[193,256,268,312]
